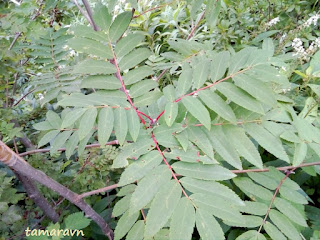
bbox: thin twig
[186,11,205,40]
[81,0,99,31]
[257,167,297,233]
[78,184,118,199]
[19,140,119,157]
[155,69,168,82]
[8,32,22,50]
[13,88,35,107]
[133,1,175,18]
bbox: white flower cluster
[292,37,320,59]
[266,17,280,28]
[303,14,320,27]
[292,38,307,58]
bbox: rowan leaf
[264,221,287,240]
[118,151,163,186]
[78,108,97,140]
[210,51,230,82]
[73,59,116,75]
[164,102,178,127]
[223,125,263,169]
[177,63,193,96]
[119,48,152,71]
[98,108,114,146]
[187,126,214,160]
[180,177,244,206]
[192,58,210,89]
[182,96,211,130]
[114,210,139,240]
[126,220,144,240]
[123,66,154,85]
[269,209,301,240]
[144,180,181,238]
[114,107,128,145]
[169,197,195,240]
[172,162,236,180]
[196,208,225,240]
[81,75,121,90]
[244,123,290,162]
[191,193,243,222]
[216,82,264,114]
[198,90,236,122]
[115,33,145,58]
[130,80,157,98]
[235,230,266,240]
[61,108,87,129]
[293,142,308,166]
[93,4,112,31]
[127,108,140,142]
[109,11,132,42]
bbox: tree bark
[0,140,114,240]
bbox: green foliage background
[1,0,320,239]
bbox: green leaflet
[73,59,117,75]
[169,197,195,240]
[61,108,87,129]
[50,130,72,154]
[144,180,182,238]
[109,11,132,42]
[38,130,60,148]
[279,186,308,205]
[174,130,189,152]
[205,0,221,30]
[191,193,243,222]
[118,151,163,186]
[112,138,155,168]
[187,126,214,160]
[177,62,193,96]
[77,130,94,156]
[153,123,183,148]
[127,108,140,142]
[228,48,252,74]
[199,90,236,122]
[33,121,54,131]
[164,102,178,127]
[172,162,236,181]
[113,194,131,217]
[114,210,139,240]
[163,84,176,102]
[180,177,244,206]
[93,4,112,31]
[68,37,113,59]
[129,165,172,214]
[182,96,211,130]
[192,58,210,89]
[98,108,114,146]
[223,125,263,169]
[274,197,308,227]
[216,82,264,114]
[224,215,262,228]
[244,123,290,162]
[164,148,217,164]
[269,210,301,240]
[239,201,268,215]
[206,126,242,170]
[122,66,154,85]
[210,51,230,82]
[247,171,279,190]
[233,74,277,106]
[293,142,307,166]
[195,208,225,240]
[134,89,162,107]
[129,79,158,98]
[235,230,266,240]
[81,75,121,90]
[114,107,128,146]
[126,220,144,240]
[115,33,145,58]
[46,110,62,129]
[65,131,79,159]
[264,221,287,240]
[233,177,273,201]
[78,108,97,141]
[308,83,320,98]
[117,184,136,197]
[119,48,152,71]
